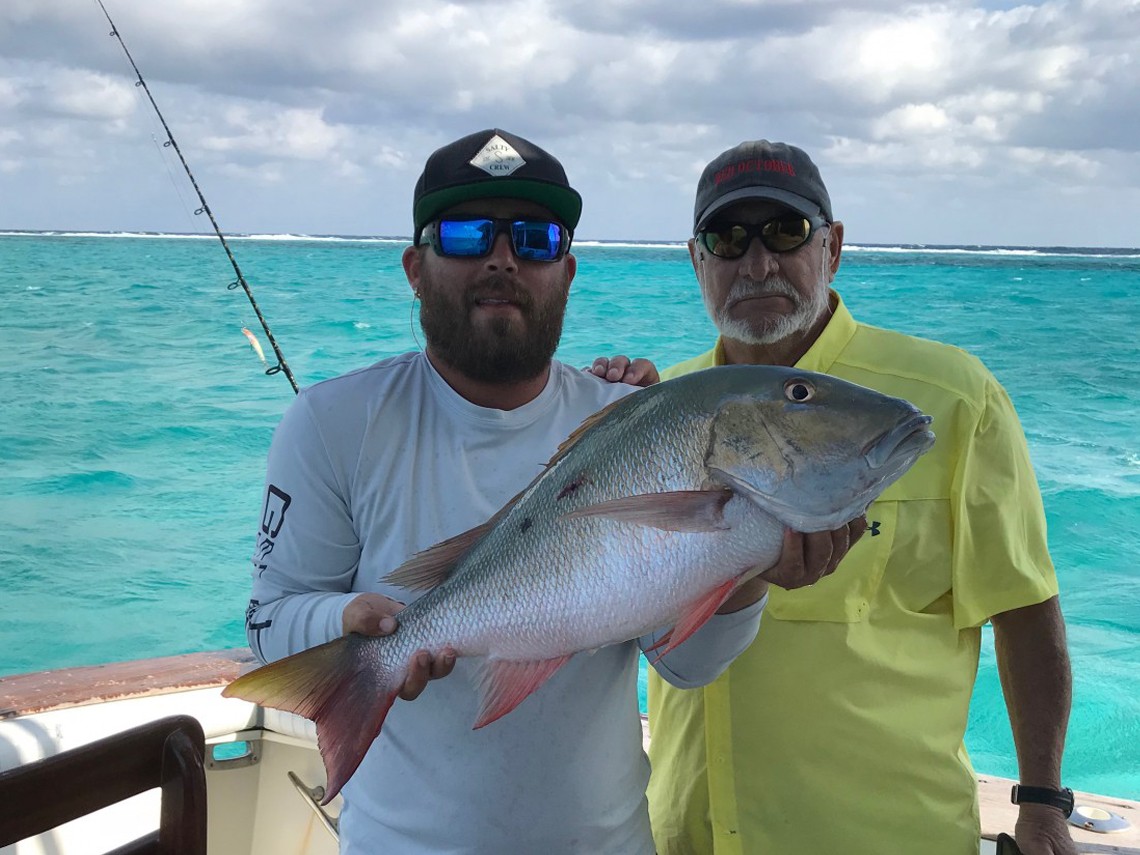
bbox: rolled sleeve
[642,593,767,689]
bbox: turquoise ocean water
[1,232,1138,800]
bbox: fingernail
[379,617,396,634]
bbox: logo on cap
[470,134,526,177]
[715,158,797,186]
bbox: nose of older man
[735,237,780,280]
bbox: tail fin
[222,634,402,802]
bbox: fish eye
[784,379,815,402]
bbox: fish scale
[225,363,935,801]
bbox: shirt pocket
[765,499,897,623]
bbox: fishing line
[148,133,200,234]
[96,0,299,394]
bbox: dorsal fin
[384,393,632,590]
[544,395,629,469]
[381,522,496,590]
[381,483,532,590]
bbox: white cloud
[205,107,350,161]
[852,18,953,101]
[0,77,22,108]
[44,69,137,120]
[871,104,952,139]
[0,0,1135,245]
[1006,145,1100,179]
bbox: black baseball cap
[693,140,833,232]
[412,129,582,241]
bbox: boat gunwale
[0,648,256,718]
[3,650,1139,852]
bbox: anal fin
[472,655,573,729]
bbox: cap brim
[695,187,823,231]
[415,180,583,233]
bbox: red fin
[222,635,401,803]
[643,628,674,654]
[382,521,496,590]
[649,577,740,663]
[563,488,733,532]
[472,655,572,729]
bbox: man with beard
[636,140,1076,855]
[240,129,843,855]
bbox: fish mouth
[863,414,935,470]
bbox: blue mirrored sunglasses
[420,218,571,262]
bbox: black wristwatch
[1010,784,1075,817]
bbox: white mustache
[726,277,801,305]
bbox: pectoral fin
[472,655,573,729]
[562,488,734,532]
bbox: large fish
[224,365,935,800]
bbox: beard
[417,268,569,384]
[705,274,830,346]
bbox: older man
[643,140,1076,855]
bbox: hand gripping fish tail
[223,364,936,800]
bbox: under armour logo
[869,520,882,537]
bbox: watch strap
[1010,784,1075,817]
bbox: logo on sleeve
[261,486,292,536]
[255,485,292,562]
[245,599,271,631]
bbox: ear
[826,221,844,281]
[402,244,423,296]
[687,237,701,272]
[564,252,577,290]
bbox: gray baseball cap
[693,140,833,231]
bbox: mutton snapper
[224,365,935,800]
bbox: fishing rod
[96,0,300,394]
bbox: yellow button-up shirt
[647,294,1058,855]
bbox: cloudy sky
[1,0,1137,246]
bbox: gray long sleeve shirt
[245,353,764,854]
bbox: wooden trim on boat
[0,648,256,719]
